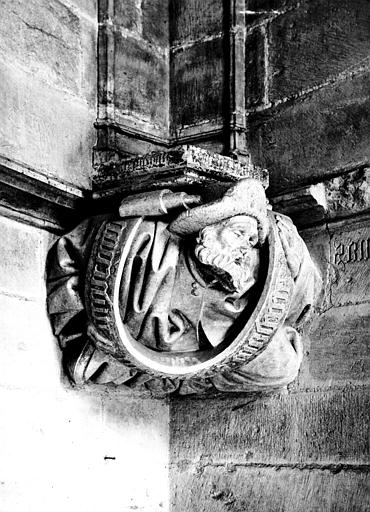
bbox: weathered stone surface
[0,60,95,188]
[95,126,167,163]
[329,220,370,307]
[0,294,61,391]
[65,0,97,19]
[325,167,370,217]
[299,224,330,315]
[248,70,370,194]
[142,0,169,48]
[114,0,169,47]
[0,386,169,512]
[170,466,370,512]
[0,216,47,299]
[245,27,265,108]
[170,388,370,465]
[92,145,267,195]
[271,183,328,228]
[113,0,142,32]
[170,38,224,129]
[114,33,169,133]
[0,0,82,95]
[299,304,370,388]
[292,220,370,389]
[300,224,330,282]
[274,168,370,228]
[268,0,370,101]
[169,0,223,45]
[80,15,98,108]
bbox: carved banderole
[118,189,202,218]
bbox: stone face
[80,15,98,108]
[268,0,370,101]
[0,0,97,188]
[114,33,169,133]
[98,0,170,161]
[113,0,142,33]
[245,27,265,108]
[248,70,370,194]
[114,0,169,48]
[170,388,370,465]
[169,0,223,45]
[0,60,96,188]
[170,38,224,129]
[142,0,169,48]
[170,466,370,512]
[0,0,82,95]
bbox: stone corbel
[46,147,322,395]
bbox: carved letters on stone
[46,149,321,395]
[331,224,370,308]
[334,238,369,265]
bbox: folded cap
[168,178,269,245]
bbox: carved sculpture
[46,149,321,395]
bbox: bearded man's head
[194,215,261,295]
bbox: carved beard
[194,234,260,295]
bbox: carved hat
[169,178,269,244]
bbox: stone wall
[244,0,370,196]
[95,0,170,160]
[169,1,370,510]
[0,0,97,189]
[169,0,224,146]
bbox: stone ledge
[271,166,370,228]
[0,154,90,232]
[92,145,269,199]
[2,152,369,233]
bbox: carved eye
[234,230,245,238]
[249,234,258,246]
